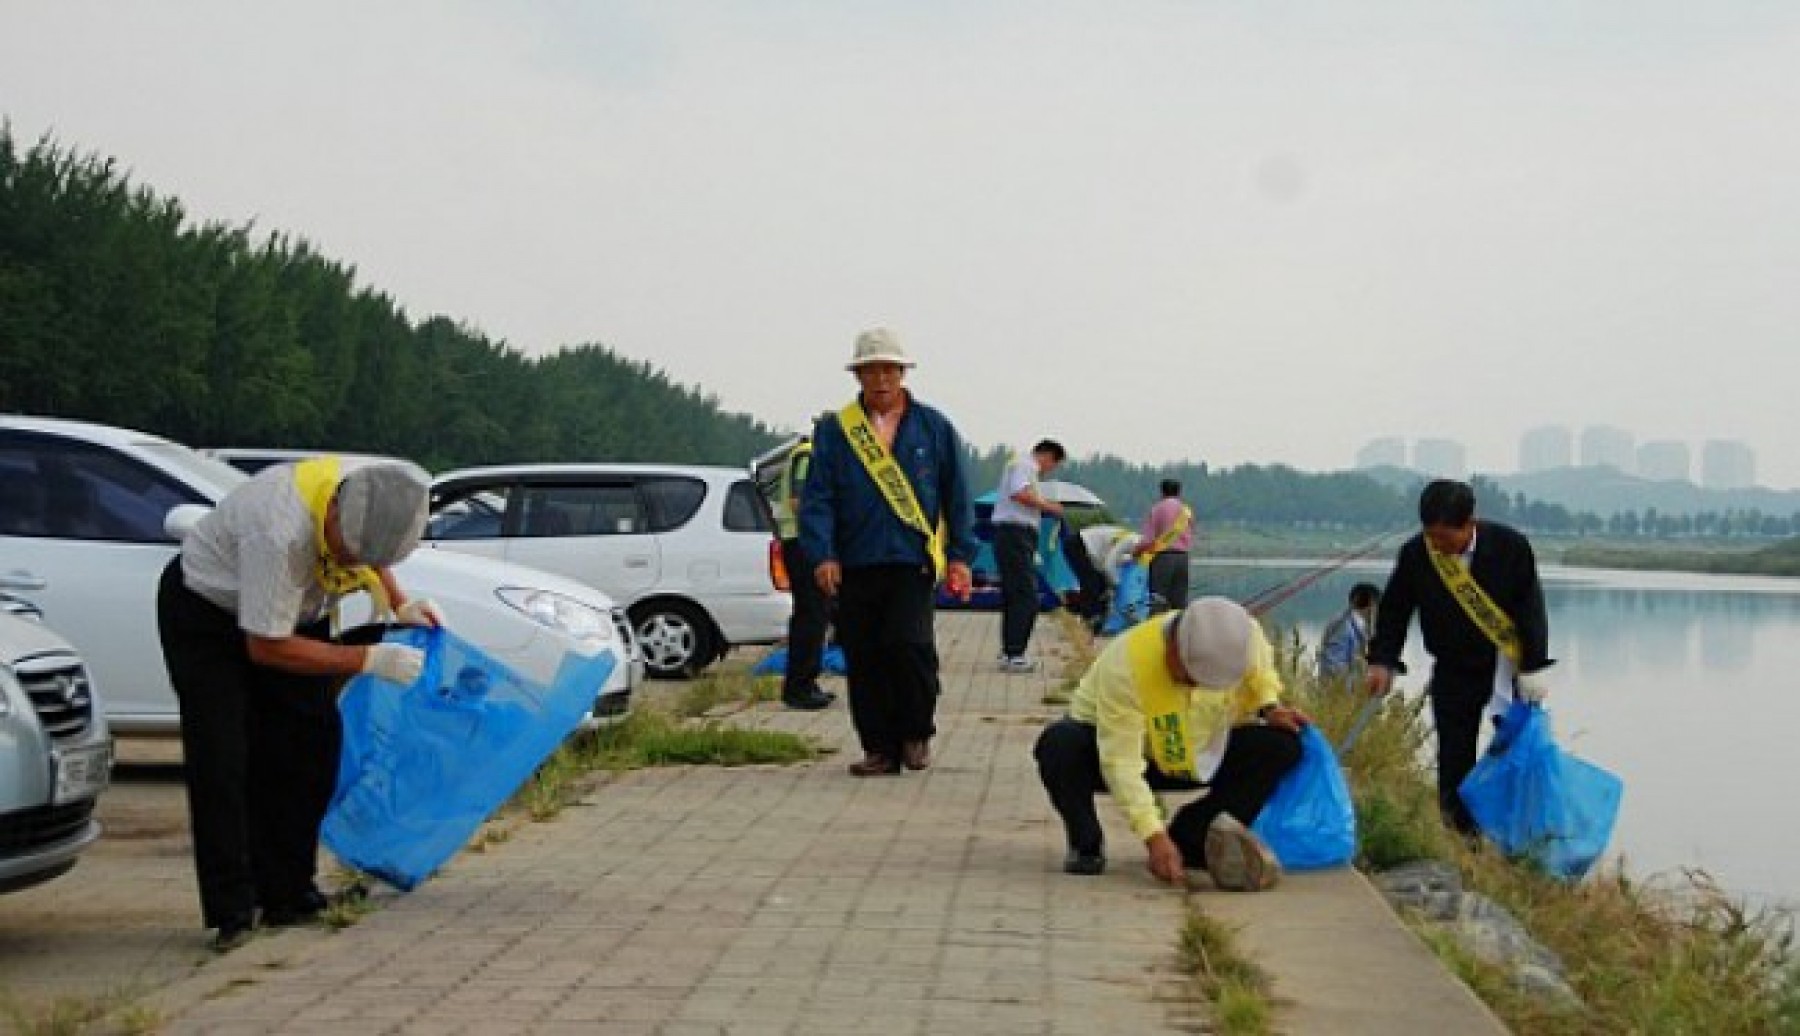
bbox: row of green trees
[4,126,1793,543]
[0,128,780,470]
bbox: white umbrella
[1037,480,1105,506]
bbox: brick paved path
[149,611,1504,1035]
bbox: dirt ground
[0,739,212,1017]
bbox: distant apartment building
[1355,436,1407,470]
[1413,438,1467,479]
[1636,440,1692,483]
[1518,425,1573,473]
[1701,439,1756,490]
[1579,425,1635,473]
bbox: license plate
[53,741,112,805]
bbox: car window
[723,479,772,533]
[139,441,249,495]
[519,484,644,537]
[429,485,515,540]
[222,456,282,475]
[639,477,707,533]
[0,431,204,543]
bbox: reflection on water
[1198,559,1800,908]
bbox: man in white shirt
[158,459,440,950]
[992,439,1065,672]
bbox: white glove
[1516,671,1551,704]
[396,598,446,628]
[363,644,424,686]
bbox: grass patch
[1042,610,1099,705]
[1266,625,1800,1035]
[111,1003,164,1035]
[673,666,778,718]
[1177,905,1275,1035]
[0,989,148,1036]
[506,667,817,821]
[581,709,820,769]
[520,742,589,821]
[500,693,821,822]
[318,874,377,930]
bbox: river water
[1196,558,1800,910]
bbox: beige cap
[1173,597,1254,688]
[846,328,915,370]
[336,461,431,567]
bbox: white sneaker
[1203,813,1281,892]
[998,656,1040,674]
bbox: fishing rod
[1239,527,1406,618]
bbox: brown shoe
[848,753,901,777]
[901,740,931,771]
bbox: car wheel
[632,601,717,679]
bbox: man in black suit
[1365,480,1553,833]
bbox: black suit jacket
[1367,521,1552,679]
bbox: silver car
[0,605,113,893]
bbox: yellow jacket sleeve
[1082,644,1169,841]
[1073,623,1286,841]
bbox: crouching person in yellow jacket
[1033,597,1308,889]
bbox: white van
[428,464,791,678]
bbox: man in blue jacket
[800,329,976,776]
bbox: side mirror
[164,504,213,541]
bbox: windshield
[137,440,249,499]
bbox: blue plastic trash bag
[1036,515,1079,596]
[1100,560,1151,635]
[1459,700,1623,879]
[323,626,616,890]
[751,644,847,677]
[1251,725,1357,870]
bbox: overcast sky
[5,2,1797,487]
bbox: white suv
[428,464,790,678]
[0,417,642,733]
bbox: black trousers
[1061,524,1110,620]
[1147,550,1190,611]
[1033,716,1300,865]
[994,523,1040,657]
[156,559,342,930]
[1428,665,1497,834]
[836,564,940,759]
[780,538,831,696]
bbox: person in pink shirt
[1136,479,1195,610]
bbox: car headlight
[495,587,617,647]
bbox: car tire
[631,600,717,680]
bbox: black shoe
[1063,849,1107,876]
[848,753,902,777]
[211,913,256,953]
[782,686,836,711]
[261,886,329,927]
[260,903,323,927]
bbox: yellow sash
[292,457,391,615]
[1427,547,1521,666]
[837,401,947,579]
[1144,504,1193,555]
[1127,619,1211,781]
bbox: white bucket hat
[1172,597,1255,689]
[846,328,915,370]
